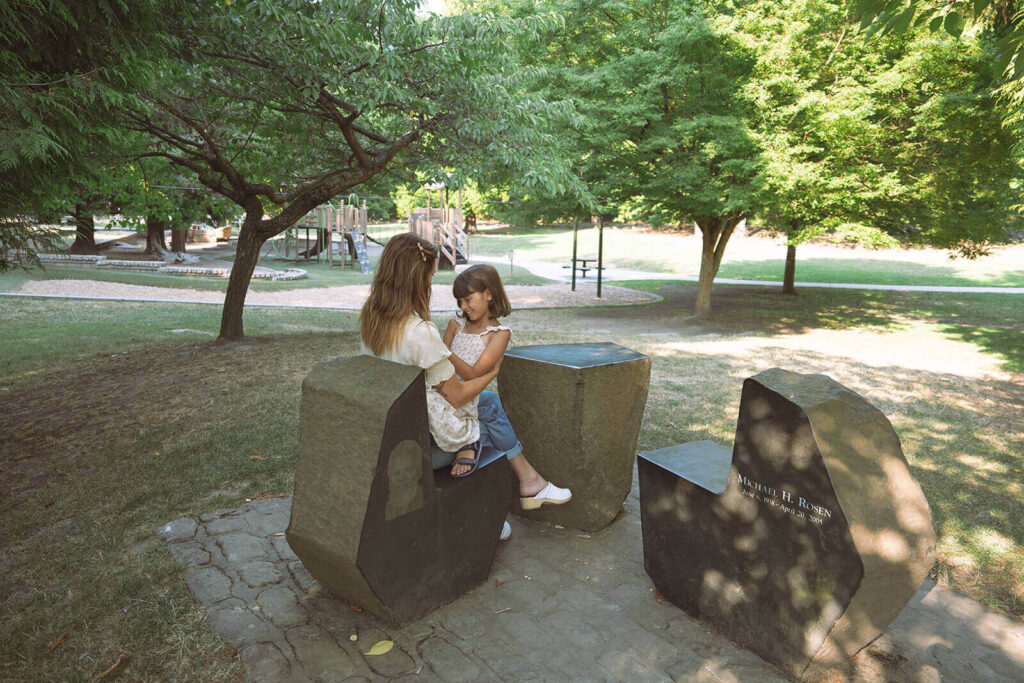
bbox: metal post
[597,216,604,299]
[571,217,579,292]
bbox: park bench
[286,355,513,625]
[636,368,936,680]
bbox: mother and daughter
[359,233,571,514]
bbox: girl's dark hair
[452,264,511,319]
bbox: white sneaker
[499,520,512,541]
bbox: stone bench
[286,355,513,625]
[498,342,651,532]
[637,368,936,680]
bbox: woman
[359,233,571,512]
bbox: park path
[4,256,1022,313]
[474,255,1024,294]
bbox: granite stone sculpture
[498,342,650,532]
[638,368,936,680]
[286,355,513,625]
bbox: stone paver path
[157,475,1024,682]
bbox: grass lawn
[469,224,1024,288]
[0,283,1022,679]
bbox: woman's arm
[448,328,511,380]
[433,358,502,409]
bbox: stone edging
[37,254,306,281]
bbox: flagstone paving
[157,473,1024,682]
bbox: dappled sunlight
[638,337,1023,613]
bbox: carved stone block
[286,355,512,625]
[638,368,936,680]
[499,342,650,531]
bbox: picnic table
[562,256,605,277]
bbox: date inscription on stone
[736,471,833,526]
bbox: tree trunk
[144,215,169,258]
[782,244,797,295]
[69,204,97,254]
[694,216,742,318]
[170,228,187,252]
[219,214,265,340]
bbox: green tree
[740,0,905,293]
[127,0,584,339]
[477,0,762,317]
[740,0,1020,292]
[0,0,177,270]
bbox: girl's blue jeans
[431,391,523,469]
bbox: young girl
[443,263,513,411]
[360,234,570,510]
[441,266,568,509]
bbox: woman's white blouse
[361,314,479,451]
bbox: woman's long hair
[360,233,439,355]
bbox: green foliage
[0,0,180,266]
[856,0,1023,80]
[478,0,762,228]
[393,179,489,219]
[131,0,588,219]
[0,219,65,273]
[737,0,1021,257]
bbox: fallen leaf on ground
[47,631,67,653]
[364,640,394,656]
[249,456,268,461]
[349,605,364,613]
[97,654,126,679]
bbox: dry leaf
[364,640,394,656]
[349,605,364,613]
[249,456,268,461]
[97,654,126,679]
[47,631,67,653]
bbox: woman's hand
[434,357,501,409]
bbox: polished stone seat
[286,355,512,625]
[638,368,936,680]
[498,342,651,532]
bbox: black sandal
[451,441,482,478]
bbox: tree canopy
[120,0,587,338]
[0,0,179,271]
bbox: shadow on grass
[580,282,1023,375]
[938,324,1024,374]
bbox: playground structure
[272,198,368,270]
[408,183,468,270]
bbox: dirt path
[12,279,658,310]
